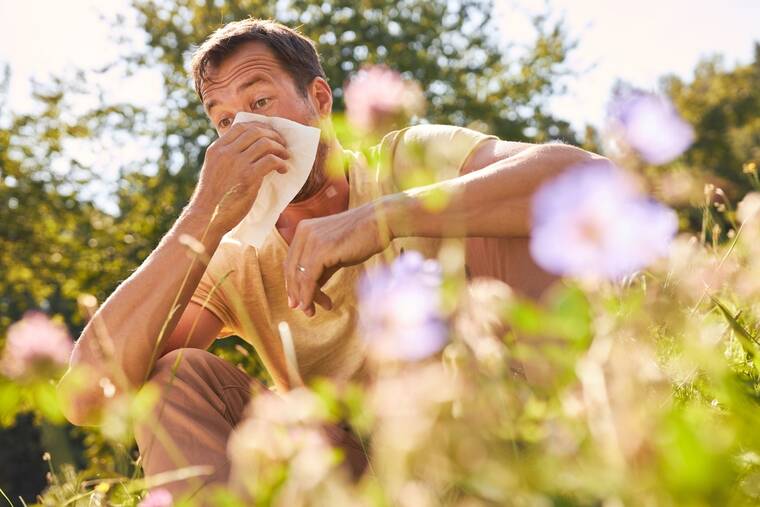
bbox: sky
[0,0,758,133]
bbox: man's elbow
[58,333,141,426]
[57,368,104,427]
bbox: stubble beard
[291,139,329,203]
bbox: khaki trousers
[134,348,368,504]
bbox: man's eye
[253,98,271,109]
[218,118,232,129]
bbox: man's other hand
[284,201,393,317]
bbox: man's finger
[284,224,308,308]
[231,126,287,154]
[295,254,323,316]
[241,137,290,166]
[218,121,250,145]
[245,154,288,186]
[313,290,333,312]
[300,276,335,318]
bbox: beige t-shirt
[190,124,498,390]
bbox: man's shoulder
[373,123,501,187]
[377,123,501,162]
[376,123,449,156]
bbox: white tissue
[224,112,321,248]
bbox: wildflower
[139,488,173,507]
[530,161,678,280]
[1,312,73,379]
[228,389,336,497]
[343,65,425,134]
[737,192,760,224]
[607,90,694,165]
[358,251,447,361]
[229,421,333,480]
[249,386,323,426]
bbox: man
[59,17,603,503]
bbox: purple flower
[139,489,173,507]
[343,65,425,133]
[530,161,678,280]
[1,312,73,379]
[608,91,694,165]
[358,251,447,361]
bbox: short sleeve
[190,243,239,338]
[382,124,499,191]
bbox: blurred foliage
[0,413,48,503]
[664,43,760,196]
[663,45,760,234]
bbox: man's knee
[142,347,255,424]
[147,347,216,384]
[135,348,217,446]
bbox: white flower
[737,192,760,225]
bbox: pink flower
[1,312,73,379]
[358,251,447,361]
[607,91,694,165]
[139,488,173,507]
[530,161,678,280]
[343,65,425,133]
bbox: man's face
[200,41,334,200]
[201,40,320,134]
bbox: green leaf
[545,284,592,347]
[32,381,65,424]
[711,296,760,366]
[0,381,21,426]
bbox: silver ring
[297,264,306,273]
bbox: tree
[663,43,760,198]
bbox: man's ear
[309,77,333,118]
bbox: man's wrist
[181,198,229,243]
[378,191,419,240]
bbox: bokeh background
[1,0,759,504]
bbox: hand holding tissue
[224,112,321,248]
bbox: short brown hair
[190,18,327,101]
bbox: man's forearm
[65,202,226,394]
[384,143,602,239]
